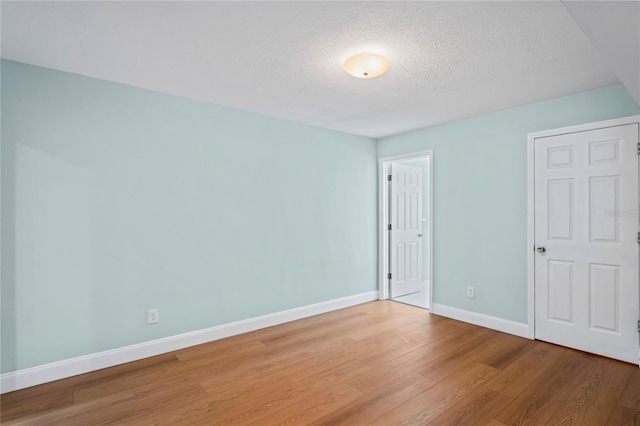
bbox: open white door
[389,163,423,298]
[533,123,639,364]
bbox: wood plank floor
[2,301,639,425]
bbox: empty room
[1,1,640,424]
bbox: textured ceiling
[0,1,625,138]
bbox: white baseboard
[431,303,530,339]
[1,291,378,394]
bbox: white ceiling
[1,1,636,138]
[561,1,640,109]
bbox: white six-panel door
[534,123,639,363]
[390,163,423,298]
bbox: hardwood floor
[2,301,639,425]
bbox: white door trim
[527,115,640,354]
[378,150,433,309]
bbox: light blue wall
[0,60,378,373]
[3,59,639,376]
[378,84,640,323]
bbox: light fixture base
[343,52,390,79]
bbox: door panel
[390,163,423,298]
[534,123,639,364]
[547,179,574,240]
[547,260,574,324]
[589,176,618,242]
[589,263,619,332]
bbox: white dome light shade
[343,52,390,79]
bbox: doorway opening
[378,151,433,310]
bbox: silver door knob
[536,247,546,253]
[418,234,423,237]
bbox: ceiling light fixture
[343,52,390,79]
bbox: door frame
[378,150,434,308]
[526,115,640,351]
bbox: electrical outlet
[467,287,475,299]
[148,309,159,324]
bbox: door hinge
[637,320,640,333]
[388,224,392,231]
[388,174,392,181]
[637,232,640,244]
[387,272,392,280]
[637,142,640,155]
